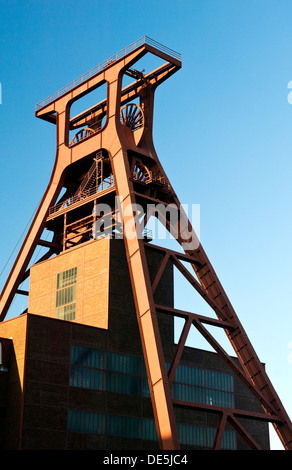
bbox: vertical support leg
[112,148,179,450]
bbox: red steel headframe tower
[0,37,291,450]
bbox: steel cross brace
[146,241,292,449]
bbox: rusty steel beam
[111,149,180,450]
[15,289,29,296]
[173,400,280,450]
[167,316,193,386]
[213,413,228,450]
[228,415,262,450]
[70,62,178,130]
[173,399,281,423]
[155,304,234,331]
[156,303,277,417]
[37,239,62,252]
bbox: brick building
[0,237,270,450]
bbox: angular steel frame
[0,37,291,450]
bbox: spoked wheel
[70,128,95,146]
[132,161,152,184]
[120,104,143,131]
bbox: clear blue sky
[1,0,292,450]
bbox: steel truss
[0,37,291,450]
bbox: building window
[68,409,236,449]
[70,346,143,395]
[107,414,142,440]
[70,345,107,390]
[56,267,77,321]
[107,351,142,395]
[170,363,234,408]
[68,409,105,435]
[70,345,234,409]
[68,410,156,441]
[69,347,236,448]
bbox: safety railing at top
[35,36,181,111]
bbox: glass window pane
[56,267,77,321]
[68,409,105,434]
[108,351,141,375]
[142,418,157,441]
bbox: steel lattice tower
[0,37,291,450]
